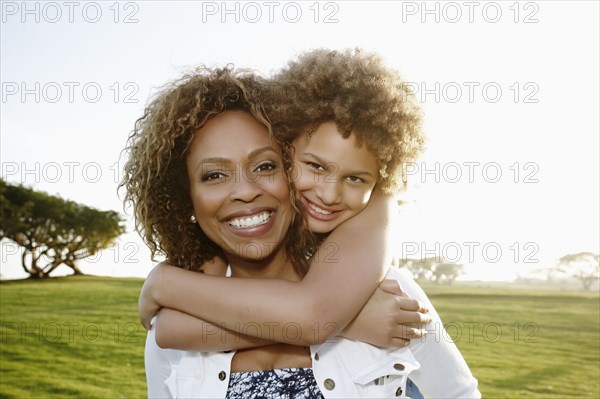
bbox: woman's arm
[140,190,396,345]
[145,318,182,398]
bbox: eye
[306,162,325,172]
[201,171,227,182]
[346,176,365,184]
[255,161,278,173]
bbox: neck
[227,247,300,282]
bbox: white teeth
[308,202,332,215]
[228,212,271,228]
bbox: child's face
[292,122,379,234]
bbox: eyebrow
[302,152,376,178]
[194,146,278,172]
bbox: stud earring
[190,215,197,223]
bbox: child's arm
[154,308,274,351]
[140,190,399,345]
[154,279,430,351]
[197,255,228,276]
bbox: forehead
[294,122,378,170]
[188,111,272,158]
[300,122,362,149]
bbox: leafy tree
[431,262,464,284]
[400,257,435,281]
[557,252,600,291]
[0,179,125,279]
[398,256,464,283]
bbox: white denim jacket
[145,268,481,398]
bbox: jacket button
[395,386,403,396]
[218,371,226,381]
[314,353,319,361]
[393,363,405,371]
[324,378,335,390]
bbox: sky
[1,0,599,281]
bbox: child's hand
[341,279,431,348]
[139,262,170,330]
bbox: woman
[124,67,424,397]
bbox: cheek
[189,187,221,220]
[346,188,373,211]
[269,174,292,204]
[263,175,294,223]
[292,165,315,193]
[191,191,228,248]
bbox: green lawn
[0,276,146,399]
[420,283,600,399]
[1,276,599,398]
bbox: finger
[395,309,433,325]
[397,297,429,313]
[401,322,432,329]
[379,279,404,295]
[393,324,428,340]
[140,306,157,330]
[140,316,150,330]
[139,308,149,330]
[145,308,162,330]
[388,337,411,348]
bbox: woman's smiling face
[292,122,379,234]
[186,111,292,261]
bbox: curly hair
[121,66,314,277]
[271,48,425,194]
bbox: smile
[228,211,272,229]
[302,196,343,223]
[307,202,332,215]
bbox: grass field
[1,276,599,398]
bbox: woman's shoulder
[385,266,431,302]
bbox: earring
[190,215,197,223]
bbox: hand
[138,262,170,330]
[378,278,410,298]
[341,279,431,348]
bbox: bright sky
[1,1,598,281]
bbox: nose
[315,181,342,206]
[229,173,262,203]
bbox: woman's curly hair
[270,48,425,194]
[121,66,314,276]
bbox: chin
[309,221,336,235]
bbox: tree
[557,252,600,291]
[399,256,464,284]
[0,179,125,279]
[431,262,464,284]
[399,257,435,281]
